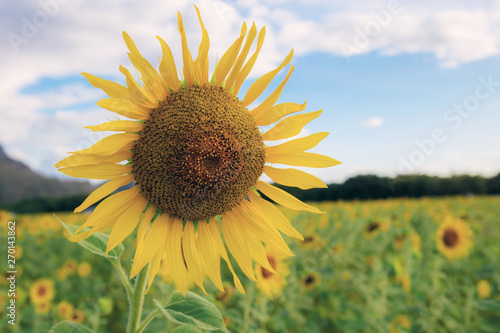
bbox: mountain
[0,144,95,205]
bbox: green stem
[135,308,162,333]
[241,282,255,333]
[113,260,133,303]
[126,263,150,333]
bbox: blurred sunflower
[254,248,289,299]
[55,6,339,295]
[301,272,321,291]
[477,279,492,298]
[35,302,51,314]
[57,301,74,320]
[69,309,86,324]
[64,259,78,274]
[29,279,55,305]
[77,262,92,277]
[436,217,473,260]
[389,315,411,333]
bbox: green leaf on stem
[55,215,124,261]
[49,321,94,333]
[154,291,229,332]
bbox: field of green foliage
[1,196,499,332]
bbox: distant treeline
[2,173,499,213]
[274,173,500,202]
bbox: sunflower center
[304,274,316,285]
[443,228,459,247]
[367,222,379,232]
[38,287,47,296]
[132,85,265,221]
[261,255,277,279]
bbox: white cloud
[362,117,383,128]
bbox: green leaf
[49,321,94,333]
[54,215,124,261]
[172,326,203,333]
[154,291,229,332]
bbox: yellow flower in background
[301,272,321,291]
[30,279,55,305]
[254,248,289,299]
[436,217,473,260]
[477,279,492,298]
[35,302,51,314]
[56,268,68,281]
[411,231,422,258]
[389,315,411,333]
[15,245,23,259]
[57,301,74,320]
[54,6,339,295]
[64,259,78,274]
[77,262,92,277]
[69,309,86,324]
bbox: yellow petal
[57,163,132,180]
[197,220,224,291]
[85,120,144,133]
[256,180,323,214]
[266,152,342,168]
[68,229,95,243]
[122,31,142,56]
[74,174,134,213]
[262,110,322,141]
[177,12,195,88]
[55,150,131,168]
[206,218,245,294]
[222,211,256,281]
[193,5,209,85]
[128,52,168,100]
[182,222,206,293]
[69,132,139,156]
[224,23,257,92]
[265,132,329,155]
[247,191,303,240]
[240,200,295,256]
[81,72,129,99]
[233,27,265,96]
[130,214,170,278]
[136,205,157,249]
[166,218,189,295]
[97,98,149,120]
[119,65,159,109]
[215,23,247,87]
[73,187,140,234]
[157,36,180,92]
[106,195,148,255]
[256,101,307,127]
[263,165,327,190]
[146,250,163,293]
[232,206,279,273]
[251,65,294,119]
[243,49,293,107]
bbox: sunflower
[55,6,339,295]
[35,302,51,314]
[30,279,55,305]
[254,247,289,299]
[477,279,492,298]
[57,301,74,320]
[77,262,92,277]
[64,259,78,274]
[436,217,473,260]
[389,315,411,333]
[69,309,86,324]
[301,272,321,291]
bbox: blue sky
[1,0,499,184]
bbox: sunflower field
[1,195,499,332]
